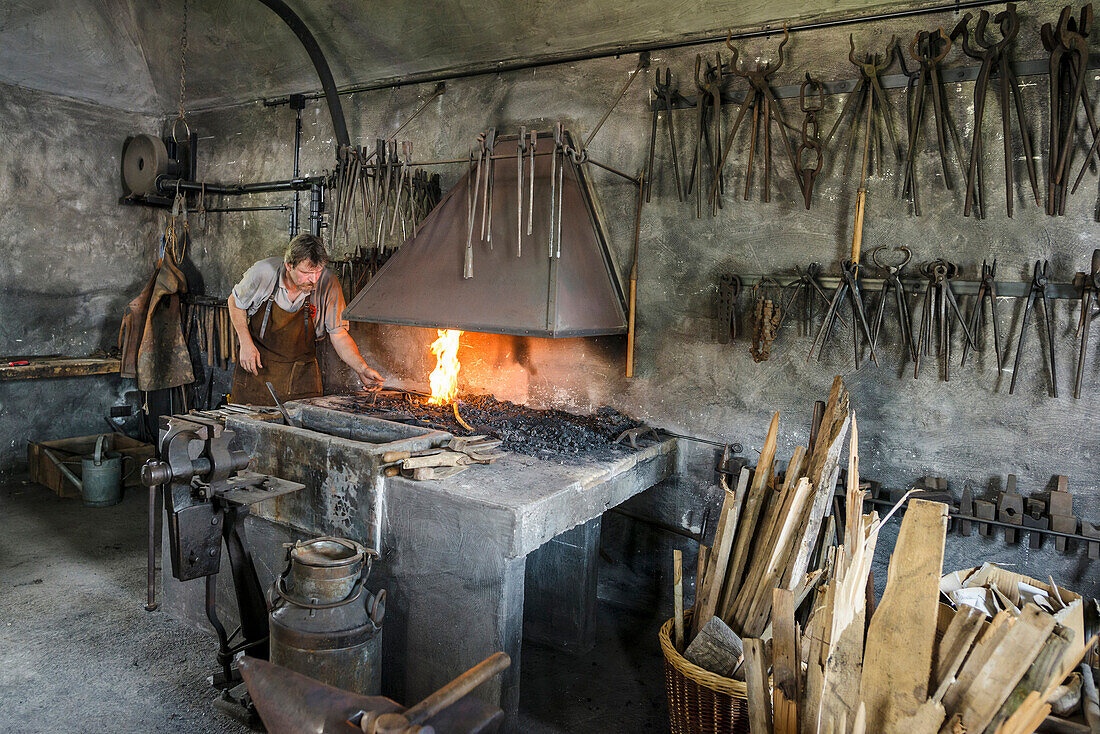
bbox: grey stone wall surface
[0,82,159,474]
[175,0,1097,596]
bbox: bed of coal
[311,391,647,459]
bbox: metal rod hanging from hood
[255,0,350,149]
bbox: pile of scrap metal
[240,651,509,734]
[381,435,505,481]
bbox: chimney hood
[343,131,629,338]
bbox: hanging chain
[177,0,188,121]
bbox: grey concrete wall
[0,82,160,475]
[183,0,1099,597]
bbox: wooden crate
[28,432,154,498]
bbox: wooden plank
[0,356,121,380]
[861,499,949,733]
[773,587,800,734]
[940,611,1016,713]
[948,604,1057,733]
[988,625,1072,732]
[731,448,806,627]
[716,467,751,618]
[693,503,737,638]
[931,605,985,702]
[723,412,780,624]
[740,478,815,637]
[744,637,773,734]
[784,380,851,589]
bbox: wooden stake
[744,637,773,734]
[773,587,800,734]
[673,549,684,651]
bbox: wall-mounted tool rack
[654,58,1100,111]
[727,272,1093,300]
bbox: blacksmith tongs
[1009,260,1058,396]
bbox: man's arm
[228,294,262,375]
[329,329,384,389]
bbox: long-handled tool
[686,53,723,218]
[647,68,684,202]
[627,168,644,378]
[1009,260,1058,396]
[953,4,1040,218]
[914,260,975,381]
[1075,249,1100,398]
[708,26,799,205]
[960,259,1003,372]
[869,246,917,363]
[1046,5,1098,215]
[900,28,966,216]
[516,126,526,256]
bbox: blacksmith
[228,234,383,404]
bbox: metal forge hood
[343,131,628,337]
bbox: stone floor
[0,476,669,733]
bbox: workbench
[0,355,120,380]
[159,401,678,727]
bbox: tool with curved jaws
[708,25,798,206]
[869,246,917,363]
[687,53,724,218]
[1009,260,1058,396]
[960,259,1003,373]
[900,28,966,216]
[824,35,901,178]
[238,655,505,734]
[953,3,1040,218]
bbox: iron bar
[583,53,650,150]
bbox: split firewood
[744,637,773,734]
[773,587,800,734]
[684,615,743,677]
[673,549,684,652]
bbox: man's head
[283,234,329,292]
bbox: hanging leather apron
[231,280,323,406]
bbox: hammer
[360,652,510,734]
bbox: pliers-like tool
[869,246,916,363]
[646,68,684,203]
[915,260,975,381]
[961,259,1003,371]
[1009,260,1058,396]
[1074,250,1100,399]
[809,260,878,368]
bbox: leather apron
[231,279,323,406]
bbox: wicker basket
[659,609,749,734]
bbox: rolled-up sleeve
[232,259,276,313]
[316,270,350,337]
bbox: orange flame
[427,329,463,405]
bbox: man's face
[285,260,325,292]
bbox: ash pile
[313,392,645,459]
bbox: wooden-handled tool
[850,97,873,267]
[626,169,644,378]
[361,652,511,734]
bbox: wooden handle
[673,549,684,651]
[850,187,866,264]
[403,652,511,725]
[382,451,411,464]
[626,277,637,378]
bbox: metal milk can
[269,536,385,696]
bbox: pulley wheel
[122,133,169,196]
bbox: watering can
[41,435,124,507]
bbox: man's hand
[239,339,263,375]
[354,362,384,391]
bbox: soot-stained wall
[0,82,160,474]
[183,0,1098,597]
